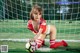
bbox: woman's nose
[35,15,37,16]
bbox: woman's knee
[50,25,57,32]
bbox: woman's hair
[30,5,42,20]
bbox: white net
[0,0,80,42]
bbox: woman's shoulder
[40,18,46,22]
[27,20,32,24]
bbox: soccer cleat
[50,42,63,49]
[61,40,68,47]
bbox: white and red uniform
[27,18,46,34]
[27,18,68,48]
[27,18,47,48]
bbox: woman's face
[32,9,42,21]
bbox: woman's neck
[33,19,40,22]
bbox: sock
[42,40,45,45]
[50,40,63,49]
[35,39,43,48]
[50,39,55,46]
[30,41,37,51]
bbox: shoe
[50,42,63,49]
[61,40,68,47]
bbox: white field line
[0,39,80,42]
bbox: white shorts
[46,25,50,35]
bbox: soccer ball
[25,42,33,53]
[25,41,37,53]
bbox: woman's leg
[49,25,68,48]
[49,25,56,40]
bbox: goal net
[0,0,80,42]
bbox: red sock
[35,39,43,48]
[50,40,63,49]
[50,39,55,47]
[42,40,45,46]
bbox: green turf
[0,41,80,53]
[0,20,80,53]
[0,20,80,39]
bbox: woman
[27,5,68,48]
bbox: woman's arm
[33,28,43,40]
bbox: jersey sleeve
[39,18,46,33]
[27,20,32,30]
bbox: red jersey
[27,18,46,34]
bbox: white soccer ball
[26,42,31,49]
[25,42,33,53]
[25,41,37,53]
